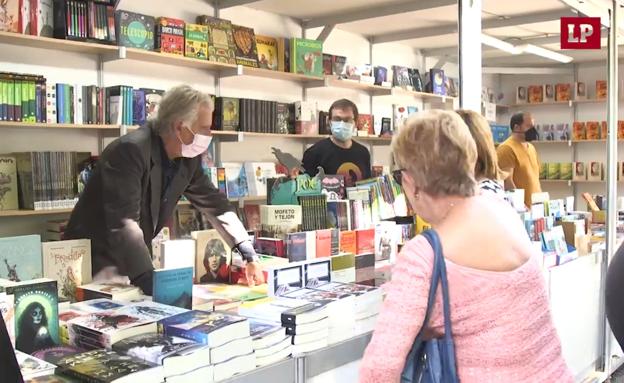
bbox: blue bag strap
[419,230,442,333]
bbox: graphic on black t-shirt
[302,138,371,187]
[336,162,363,187]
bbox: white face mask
[178,126,212,158]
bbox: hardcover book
[573,162,587,181]
[332,55,347,76]
[232,24,259,67]
[575,82,587,100]
[356,114,373,137]
[586,121,600,140]
[155,17,185,55]
[159,310,249,348]
[244,162,277,197]
[15,349,56,380]
[555,83,571,101]
[185,23,208,60]
[596,80,607,100]
[408,68,423,92]
[572,122,586,140]
[0,234,42,281]
[355,228,375,255]
[516,86,527,103]
[115,10,155,50]
[528,85,544,103]
[153,267,193,309]
[374,66,387,85]
[544,84,554,102]
[0,0,19,32]
[429,69,445,95]
[322,53,332,75]
[42,239,92,301]
[256,34,278,70]
[276,37,290,72]
[30,0,53,37]
[7,278,59,353]
[392,66,410,88]
[215,97,239,131]
[560,163,573,181]
[289,38,323,77]
[192,230,231,284]
[55,349,164,383]
[320,175,345,200]
[589,161,603,181]
[547,163,561,180]
[197,15,237,65]
[0,155,18,210]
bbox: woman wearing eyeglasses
[359,110,572,383]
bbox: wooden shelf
[241,66,322,82]
[122,47,237,72]
[532,140,572,145]
[509,99,607,108]
[540,179,623,185]
[0,31,117,55]
[309,77,392,95]
[390,87,455,103]
[211,130,392,144]
[0,121,121,130]
[0,208,73,217]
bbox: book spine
[14,78,22,122]
[0,78,5,121]
[35,79,41,122]
[28,79,36,122]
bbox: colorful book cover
[356,114,373,136]
[191,230,231,284]
[155,17,185,55]
[8,279,59,353]
[572,122,586,140]
[573,162,586,181]
[277,37,290,72]
[586,121,600,140]
[153,267,193,309]
[315,229,332,258]
[555,83,571,101]
[332,55,346,76]
[560,163,573,181]
[286,232,307,262]
[256,34,278,70]
[243,204,261,231]
[223,162,248,198]
[112,332,201,366]
[244,162,276,197]
[619,121,624,140]
[601,121,608,140]
[429,69,445,95]
[42,239,92,302]
[0,292,15,345]
[32,0,53,37]
[15,350,56,380]
[289,38,323,77]
[596,80,607,99]
[232,24,259,67]
[322,53,332,75]
[132,89,146,125]
[320,175,345,201]
[330,253,356,283]
[0,0,19,32]
[374,222,397,263]
[392,66,410,87]
[528,85,544,103]
[0,155,18,210]
[115,10,155,50]
[340,230,356,254]
[254,238,286,257]
[197,15,237,65]
[184,23,208,60]
[159,310,247,346]
[547,163,561,180]
[140,88,164,121]
[55,349,161,382]
[355,228,375,255]
[0,234,42,281]
[32,345,85,365]
[216,97,239,131]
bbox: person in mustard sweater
[496,112,541,207]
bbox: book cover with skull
[232,24,259,67]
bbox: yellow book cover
[572,122,586,140]
[256,34,278,71]
[586,121,600,140]
[560,163,573,180]
[547,163,561,180]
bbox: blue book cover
[8,279,59,354]
[0,234,43,282]
[153,267,193,310]
[286,232,307,262]
[132,89,146,126]
[490,124,511,144]
[56,84,64,123]
[159,310,246,346]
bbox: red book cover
[356,228,375,255]
[254,237,285,257]
[217,167,227,195]
[156,17,185,55]
[315,229,332,258]
[340,230,356,254]
[357,114,373,136]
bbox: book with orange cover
[555,83,571,101]
[586,121,600,140]
[528,85,544,103]
[619,121,624,140]
[572,122,586,140]
[596,80,607,100]
[339,231,356,254]
[601,121,608,139]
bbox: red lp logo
[561,17,601,49]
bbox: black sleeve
[302,144,319,176]
[101,141,153,281]
[362,146,372,179]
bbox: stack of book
[15,350,56,380]
[159,310,256,381]
[248,318,292,367]
[75,282,143,302]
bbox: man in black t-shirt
[302,99,371,186]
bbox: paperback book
[153,267,193,309]
[192,230,231,284]
[0,155,18,210]
[15,349,56,380]
[159,310,250,348]
[289,38,323,77]
[197,15,237,65]
[232,24,259,67]
[256,34,278,70]
[42,239,92,301]
[0,234,42,281]
[115,10,155,50]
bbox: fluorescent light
[481,34,521,54]
[515,44,574,63]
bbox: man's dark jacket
[65,122,246,280]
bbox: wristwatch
[235,240,260,263]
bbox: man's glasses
[392,169,405,186]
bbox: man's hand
[245,261,265,287]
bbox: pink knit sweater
[359,235,573,383]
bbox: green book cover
[0,79,5,121]
[539,163,547,179]
[198,15,236,65]
[28,80,36,122]
[115,10,155,50]
[64,85,71,124]
[14,79,22,122]
[21,78,28,121]
[184,23,208,60]
[560,163,573,180]
[289,38,323,77]
[8,79,15,121]
[547,163,561,180]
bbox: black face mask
[524,126,539,142]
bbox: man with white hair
[65,85,264,294]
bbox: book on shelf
[374,66,387,85]
[573,162,587,181]
[75,282,142,301]
[544,84,554,102]
[141,88,164,121]
[392,65,410,88]
[213,96,240,131]
[428,69,445,96]
[299,194,328,231]
[516,86,527,103]
[222,162,248,198]
[356,113,373,137]
[254,237,286,257]
[555,83,571,101]
[289,38,323,77]
[276,37,290,72]
[408,68,424,92]
[572,122,586,140]
[132,89,146,125]
[0,155,18,210]
[159,310,250,348]
[232,24,259,67]
[55,349,164,383]
[185,23,209,60]
[196,15,237,65]
[575,82,587,100]
[355,253,375,286]
[596,80,607,100]
[330,253,356,283]
[0,72,47,123]
[191,230,231,284]
[15,349,56,380]
[322,53,333,75]
[256,34,279,71]
[285,231,316,263]
[315,229,332,258]
[115,10,155,51]
[112,332,211,379]
[153,267,193,310]
[260,204,302,238]
[321,175,346,202]
[0,0,18,32]
[155,17,185,55]
[528,85,544,103]
[586,121,600,140]
[42,238,92,301]
[244,162,276,197]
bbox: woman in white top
[455,109,505,197]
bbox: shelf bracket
[219,65,244,78]
[316,25,335,42]
[101,46,126,63]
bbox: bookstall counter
[222,357,296,383]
